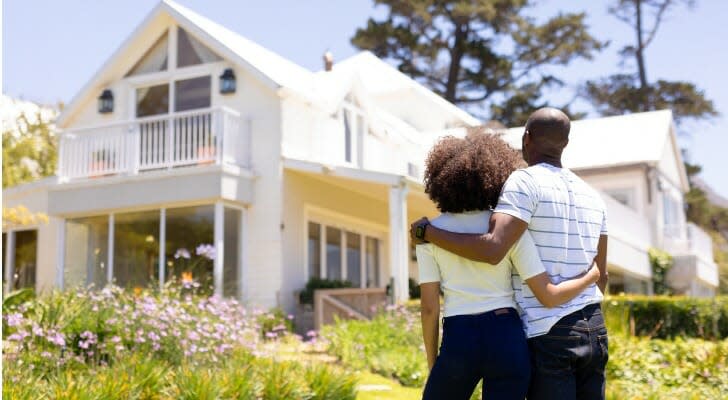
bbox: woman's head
[424,127,524,213]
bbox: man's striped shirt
[494,163,607,338]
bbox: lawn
[3,288,727,399]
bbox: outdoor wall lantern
[98,89,114,114]
[219,68,236,94]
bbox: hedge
[603,295,728,339]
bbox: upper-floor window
[605,188,635,210]
[342,100,365,166]
[126,27,221,77]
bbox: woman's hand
[585,263,601,285]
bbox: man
[410,107,609,400]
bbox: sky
[3,0,727,197]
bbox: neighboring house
[500,111,719,296]
[2,0,718,313]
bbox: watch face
[416,225,425,239]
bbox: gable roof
[329,51,480,126]
[57,0,314,127]
[501,109,690,191]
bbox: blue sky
[3,0,727,197]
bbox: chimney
[323,51,334,71]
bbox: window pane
[346,232,361,287]
[326,227,342,280]
[343,110,352,162]
[114,211,160,289]
[2,233,6,282]
[13,230,37,290]
[174,76,211,112]
[127,31,168,76]
[366,237,379,288]
[223,207,241,298]
[177,28,221,68]
[136,84,169,117]
[165,206,214,293]
[308,222,321,279]
[65,216,108,289]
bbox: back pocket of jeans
[597,334,609,368]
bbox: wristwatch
[415,221,430,242]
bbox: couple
[411,108,609,400]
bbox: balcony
[58,107,249,181]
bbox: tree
[351,0,604,125]
[583,0,718,123]
[2,110,58,188]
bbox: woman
[417,131,600,400]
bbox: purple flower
[6,313,23,327]
[195,244,216,260]
[47,331,66,347]
[174,248,191,259]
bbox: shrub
[649,248,674,295]
[603,295,728,339]
[322,304,427,387]
[2,287,359,399]
[298,277,353,305]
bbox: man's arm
[411,213,528,265]
[595,235,608,293]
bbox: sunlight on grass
[356,371,422,400]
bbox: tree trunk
[635,0,649,95]
[445,24,466,103]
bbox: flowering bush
[3,284,302,371]
[2,286,356,399]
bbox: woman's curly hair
[424,127,525,213]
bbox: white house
[2,0,719,313]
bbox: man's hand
[410,217,430,245]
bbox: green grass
[355,372,422,400]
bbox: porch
[58,106,250,181]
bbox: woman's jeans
[422,307,530,400]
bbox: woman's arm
[420,282,441,370]
[525,266,600,308]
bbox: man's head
[521,107,571,166]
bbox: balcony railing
[58,107,249,180]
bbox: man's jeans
[527,303,609,400]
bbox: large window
[127,31,169,77]
[177,28,221,68]
[307,222,321,280]
[7,230,37,291]
[346,232,361,287]
[326,227,342,280]
[307,220,381,287]
[165,206,214,291]
[136,84,170,118]
[127,27,221,77]
[113,211,160,289]
[65,216,108,288]
[175,76,211,112]
[62,205,243,298]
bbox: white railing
[58,107,248,180]
[687,223,714,262]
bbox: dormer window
[342,99,365,166]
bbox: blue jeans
[422,308,530,400]
[527,303,609,400]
